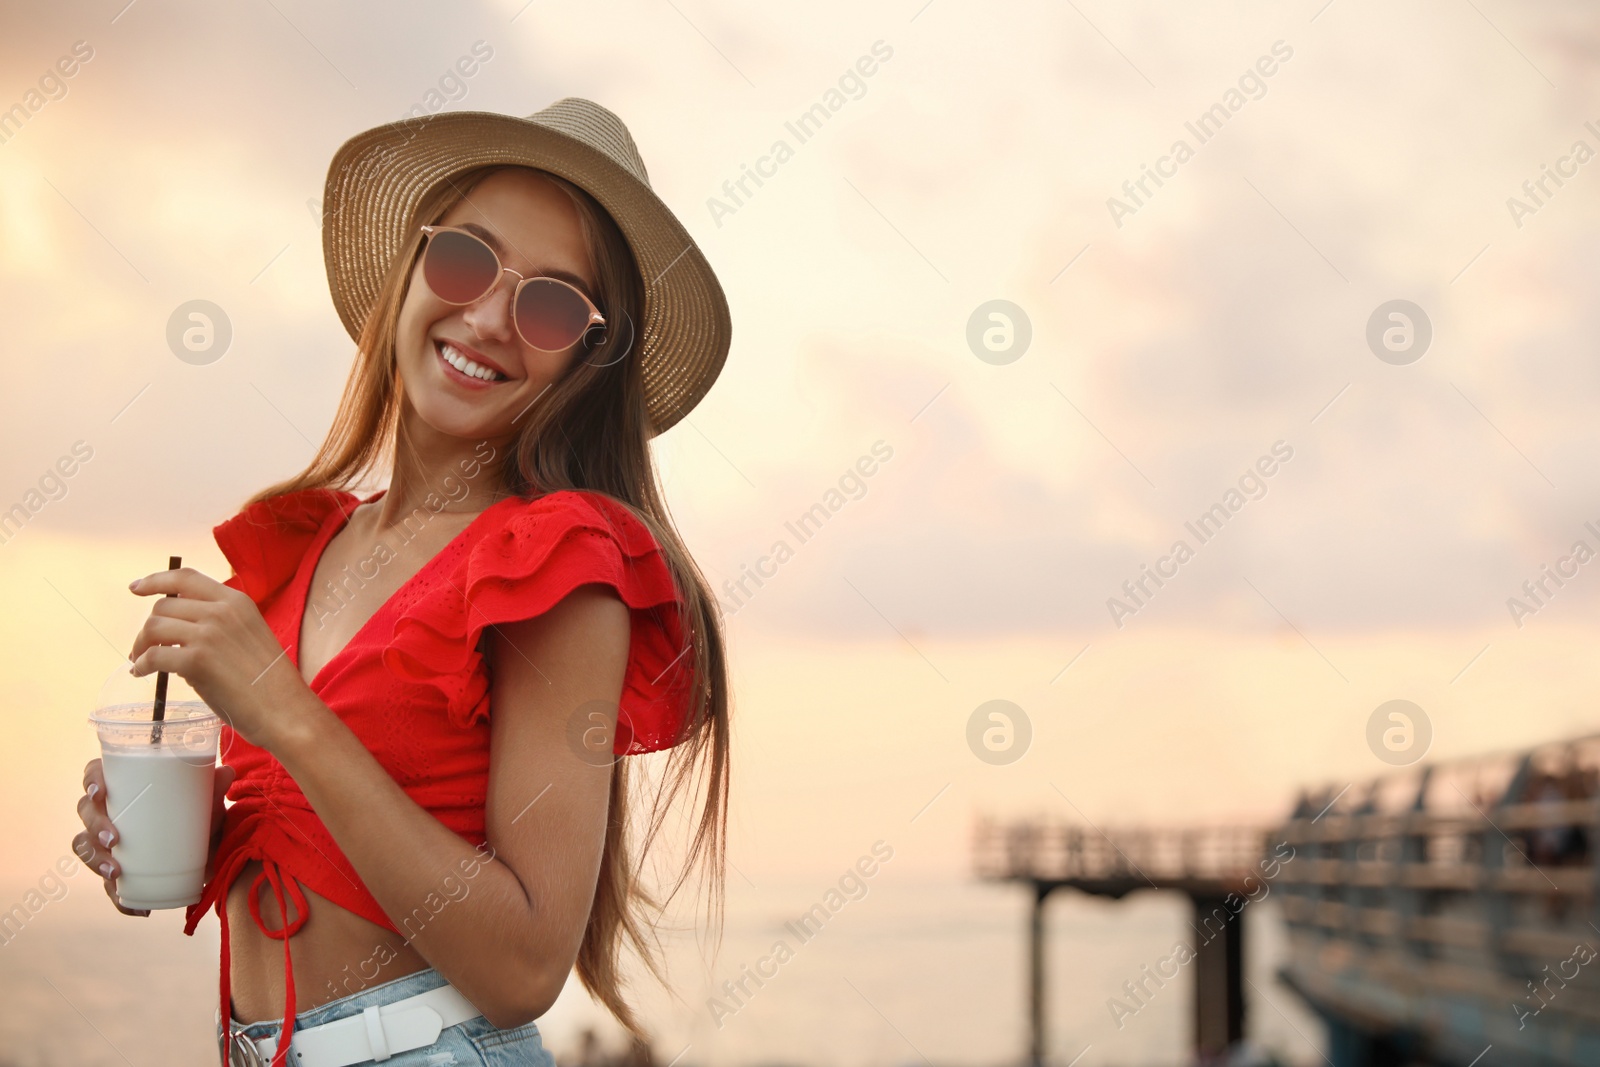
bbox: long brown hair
[251,164,730,1038]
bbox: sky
[3,0,1600,1063]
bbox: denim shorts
[217,965,555,1066]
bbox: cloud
[5,0,1600,646]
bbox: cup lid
[88,700,218,727]
[89,662,218,726]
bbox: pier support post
[1029,883,1051,1067]
[1191,894,1245,1058]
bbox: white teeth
[439,342,505,382]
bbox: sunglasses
[419,225,606,352]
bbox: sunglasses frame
[418,224,607,352]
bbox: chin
[407,394,510,441]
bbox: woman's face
[394,168,599,442]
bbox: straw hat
[320,97,731,436]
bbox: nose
[461,269,519,345]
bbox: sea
[0,872,1325,1067]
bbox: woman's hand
[74,757,237,915]
[127,567,313,753]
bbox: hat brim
[321,110,731,436]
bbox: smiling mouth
[435,340,511,383]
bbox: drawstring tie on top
[208,847,310,1067]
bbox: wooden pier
[972,821,1273,1064]
[974,731,1600,1067]
[1272,734,1600,1067]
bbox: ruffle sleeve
[382,490,696,755]
[213,487,360,603]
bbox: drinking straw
[148,556,181,745]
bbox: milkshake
[89,699,220,909]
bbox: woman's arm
[129,569,629,1029]
[271,583,628,1028]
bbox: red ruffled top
[181,486,694,1065]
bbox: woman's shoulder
[386,487,692,746]
[457,488,675,603]
[213,486,362,602]
[219,485,363,532]
[479,488,663,554]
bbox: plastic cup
[87,700,220,909]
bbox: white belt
[219,983,484,1067]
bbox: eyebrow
[457,222,600,303]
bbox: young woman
[70,98,732,1067]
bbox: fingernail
[87,782,99,799]
[98,862,113,877]
[99,830,115,848]
[128,578,140,590]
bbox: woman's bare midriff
[226,857,431,1024]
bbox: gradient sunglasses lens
[516,279,596,351]
[422,229,500,304]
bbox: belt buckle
[219,1024,267,1067]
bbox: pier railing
[1272,733,1600,1065]
[973,818,1271,894]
